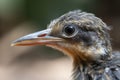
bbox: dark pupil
[64,25,75,35]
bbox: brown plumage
[12,10,120,80]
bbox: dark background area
[0,0,120,80]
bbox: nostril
[38,34,47,37]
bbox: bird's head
[12,10,112,66]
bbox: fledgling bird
[12,10,120,80]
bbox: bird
[12,10,120,80]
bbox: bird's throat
[47,43,111,80]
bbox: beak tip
[11,39,20,46]
[11,43,15,46]
[11,41,18,46]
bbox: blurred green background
[0,0,120,80]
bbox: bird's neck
[71,46,112,80]
[72,59,106,80]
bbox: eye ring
[62,24,78,38]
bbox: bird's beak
[11,28,63,46]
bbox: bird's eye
[63,24,78,38]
